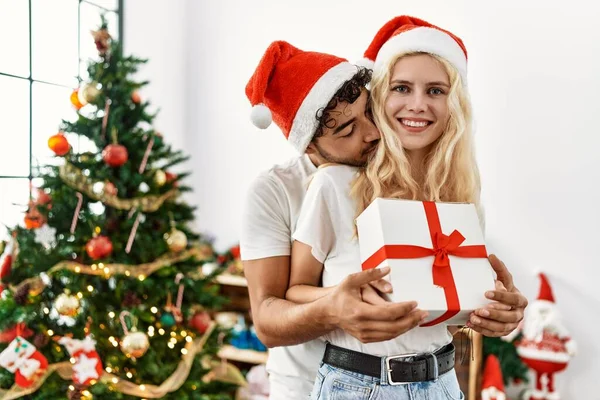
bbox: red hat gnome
[503,273,576,400]
[481,355,506,400]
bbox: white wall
[124,0,188,154]
[127,1,599,397]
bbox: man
[242,41,527,399]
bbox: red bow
[361,201,488,326]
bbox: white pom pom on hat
[250,103,272,129]
[354,57,374,70]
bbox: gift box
[356,198,496,326]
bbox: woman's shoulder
[311,164,358,186]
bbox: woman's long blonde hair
[351,52,481,218]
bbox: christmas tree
[0,19,240,399]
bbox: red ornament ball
[86,236,113,260]
[102,144,128,167]
[131,91,141,104]
[189,311,211,334]
[165,172,178,186]
[48,133,70,156]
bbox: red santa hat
[537,272,555,303]
[358,15,468,84]
[481,355,506,400]
[245,41,358,153]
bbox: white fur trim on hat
[373,27,468,84]
[250,103,272,129]
[288,62,358,153]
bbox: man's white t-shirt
[293,164,453,356]
[240,155,325,399]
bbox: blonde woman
[286,16,527,399]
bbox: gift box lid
[356,198,485,265]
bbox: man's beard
[314,142,378,167]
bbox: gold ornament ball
[165,229,187,252]
[154,170,167,186]
[54,293,80,317]
[120,331,150,358]
[78,82,101,104]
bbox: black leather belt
[322,342,455,385]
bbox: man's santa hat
[245,41,358,153]
[481,355,506,400]
[358,15,468,84]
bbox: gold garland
[0,323,247,399]
[59,162,177,212]
[11,245,214,295]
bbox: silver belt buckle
[386,352,439,386]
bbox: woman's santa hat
[245,41,358,153]
[481,355,506,400]
[358,15,468,84]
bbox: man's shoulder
[249,156,313,192]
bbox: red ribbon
[361,201,488,326]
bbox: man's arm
[245,256,426,347]
[468,254,529,337]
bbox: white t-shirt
[293,164,453,356]
[240,155,326,398]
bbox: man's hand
[326,267,427,343]
[467,254,528,337]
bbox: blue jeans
[310,362,464,400]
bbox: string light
[181,348,188,355]
[170,332,176,338]
[106,367,112,373]
[87,285,94,292]
[47,329,54,336]
[167,342,175,349]
[150,307,158,314]
[185,336,193,343]
[112,377,119,384]
[140,385,146,391]
[108,311,115,318]
[91,264,98,271]
[126,372,133,379]
[138,274,145,281]
[104,267,110,274]
[75,266,81,273]
[158,328,165,335]
[180,330,187,337]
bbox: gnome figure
[481,355,506,400]
[504,273,576,400]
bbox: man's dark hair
[313,67,372,139]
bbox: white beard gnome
[0,335,48,387]
[503,273,576,400]
[58,335,104,385]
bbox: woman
[287,16,476,399]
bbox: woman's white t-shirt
[293,164,452,356]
